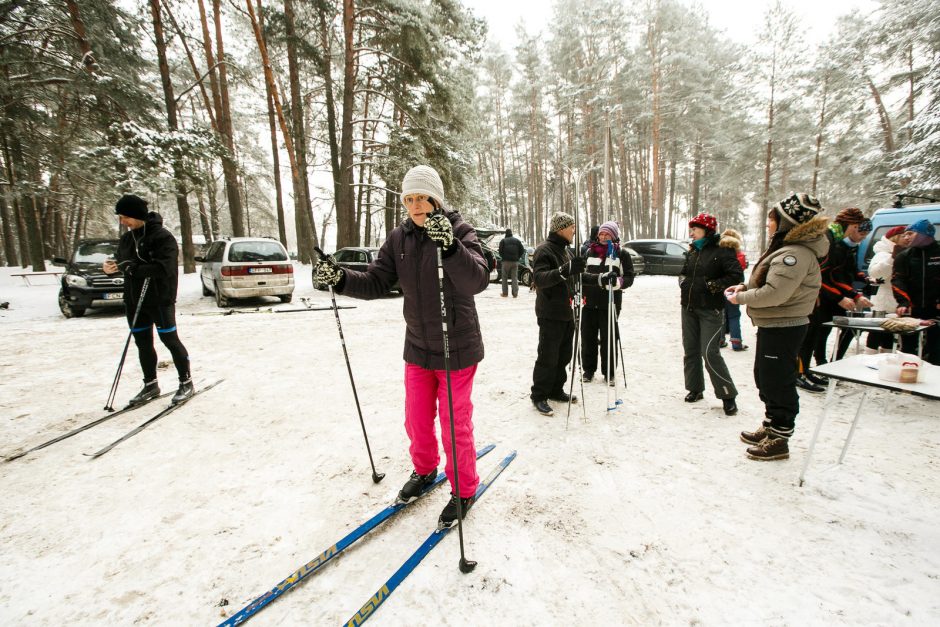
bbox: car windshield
[228,241,288,262]
[75,241,118,263]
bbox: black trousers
[580,306,620,379]
[754,325,808,437]
[531,318,574,402]
[128,304,190,382]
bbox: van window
[228,241,288,262]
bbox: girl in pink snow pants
[314,165,489,527]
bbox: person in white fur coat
[865,225,914,351]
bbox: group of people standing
[107,167,937,531]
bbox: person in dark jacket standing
[529,213,586,416]
[799,208,873,383]
[497,228,526,298]
[313,165,489,528]
[893,219,940,364]
[679,212,743,416]
[102,194,193,405]
[580,220,635,384]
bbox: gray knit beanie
[401,165,445,208]
[550,213,575,233]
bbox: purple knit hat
[598,221,620,240]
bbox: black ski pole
[434,244,476,574]
[315,247,384,484]
[104,277,150,411]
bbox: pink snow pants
[404,362,479,498]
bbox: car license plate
[103,292,122,300]
[248,267,273,274]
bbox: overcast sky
[466,0,878,50]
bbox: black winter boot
[722,398,738,416]
[171,378,194,405]
[397,469,437,503]
[549,390,577,403]
[438,493,475,528]
[532,399,553,416]
[128,380,160,406]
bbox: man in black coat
[529,213,586,416]
[893,219,940,364]
[103,194,193,405]
[497,228,526,298]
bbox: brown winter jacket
[337,210,489,370]
[737,216,829,328]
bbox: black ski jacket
[532,232,577,321]
[498,235,526,262]
[678,233,744,310]
[892,240,940,314]
[116,212,180,309]
[582,241,635,310]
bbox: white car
[196,237,294,307]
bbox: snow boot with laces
[397,469,437,503]
[746,433,790,461]
[128,380,160,406]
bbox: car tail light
[221,264,293,276]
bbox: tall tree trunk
[867,76,894,154]
[198,0,244,236]
[760,54,777,252]
[245,0,318,258]
[0,188,16,266]
[336,0,357,248]
[811,74,829,195]
[283,0,317,262]
[691,140,702,214]
[150,0,195,273]
[317,1,342,250]
[1,129,43,270]
[648,12,664,238]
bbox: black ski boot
[128,380,160,406]
[172,378,194,405]
[397,469,437,503]
[438,493,475,528]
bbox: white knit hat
[401,165,445,208]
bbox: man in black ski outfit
[529,212,586,416]
[103,194,193,405]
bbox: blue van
[857,200,940,272]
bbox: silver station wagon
[196,237,295,307]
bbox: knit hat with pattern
[550,213,575,233]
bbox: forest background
[1,0,938,273]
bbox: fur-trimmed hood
[782,215,830,257]
[719,231,742,250]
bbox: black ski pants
[580,306,620,379]
[530,318,574,402]
[128,304,190,382]
[754,324,808,438]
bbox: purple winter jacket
[337,210,489,370]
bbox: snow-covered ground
[1,265,938,626]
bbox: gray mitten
[425,212,454,249]
[314,256,344,287]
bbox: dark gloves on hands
[561,256,586,277]
[314,256,344,287]
[425,212,454,249]
[599,271,620,287]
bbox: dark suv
[53,239,125,318]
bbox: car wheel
[519,268,532,287]
[201,280,211,296]
[58,290,84,318]
[279,293,292,303]
[215,283,229,308]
